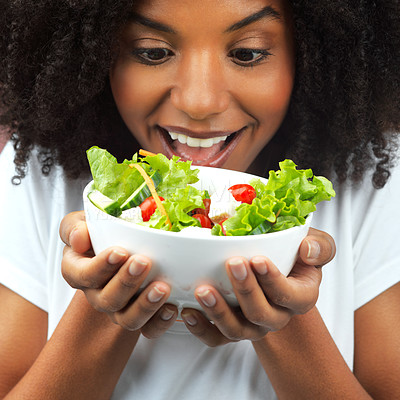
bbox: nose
[170,51,230,120]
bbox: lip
[157,125,246,167]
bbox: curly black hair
[0,0,399,188]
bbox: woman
[0,1,399,398]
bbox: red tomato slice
[140,196,164,221]
[228,184,256,204]
[191,198,211,216]
[192,213,212,229]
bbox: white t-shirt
[0,142,399,400]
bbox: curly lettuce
[87,146,205,231]
[139,185,207,232]
[87,147,199,205]
[211,159,335,236]
[87,149,335,236]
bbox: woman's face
[110,0,295,173]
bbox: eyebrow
[225,6,281,32]
[128,13,176,34]
[127,5,281,35]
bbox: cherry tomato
[228,184,256,204]
[192,213,213,229]
[139,196,164,221]
[191,198,211,216]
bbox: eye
[228,48,272,66]
[131,48,174,65]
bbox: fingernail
[307,240,321,260]
[148,285,166,303]
[181,311,197,326]
[108,250,127,265]
[128,256,148,276]
[228,257,247,281]
[252,256,268,275]
[197,289,216,307]
[160,307,175,321]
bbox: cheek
[247,66,294,122]
[110,63,163,118]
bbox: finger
[61,245,130,289]
[59,211,91,254]
[193,284,269,341]
[181,308,232,347]
[112,281,171,331]
[85,254,151,312]
[226,257,292,330]
[141,304,179,339]
[299,227,336,267]
[251,255,322,315]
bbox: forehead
[131,0,291,29]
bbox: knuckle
[119,321,138,331]
[246,311,270,326]
[246,327,269,341]
[117,274,140,291]
[114,314,139,331]
[224,329,243,341]
[138,299,159,316]
[235,285,255,297]
[79,266,101,289]
[293,290,319,315]
[141,327,160,339]
[209,309,227,324]
[90,301,108,313]
[269,292,292,308]
[141,321,170,340]
[97,292,121,313]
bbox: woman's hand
[59,211,178,338]
[180,228,336,346]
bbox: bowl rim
[83,166,313,242]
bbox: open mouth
[157,126,246,167]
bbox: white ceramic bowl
[83,166,312,318]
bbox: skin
[110,0,295,172]
[1,0,400,398]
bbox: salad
[86,146,335,236]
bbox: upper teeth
[168,131,227,148]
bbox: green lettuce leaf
[87,146,199,208]
[87,148,335,236]
[212,196,283,236]
[87,146,148,205]
[139,186,207,232]
[213,159,335,236]
[141,153,199,197]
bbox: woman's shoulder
[0,141,88,212]
[312,150,400,262]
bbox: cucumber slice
[88,190,122,217]
[120,170,162,210]
[248,220,273,235]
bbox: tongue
[173,141,224,161]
